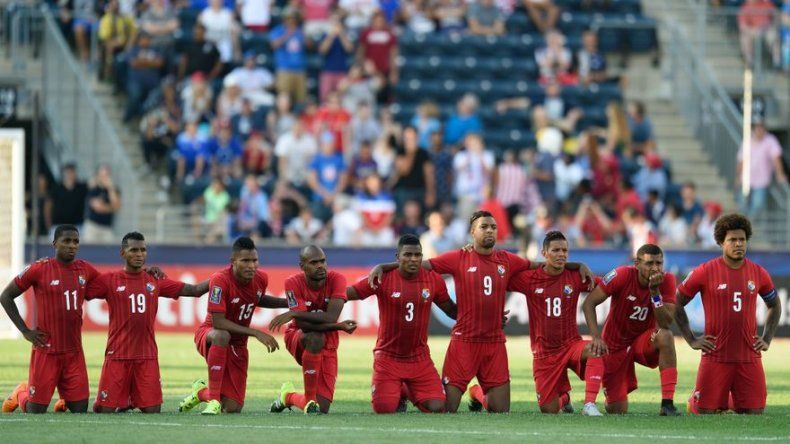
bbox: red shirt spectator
[738,0,776,29]
[479,194,512,241]
[358,11,398,77]
[315,92,351,152]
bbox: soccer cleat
[53,398,67,413]
[395,396,408,413]
[582,402,603,416]
[179,379,207,412]
[561,399,575,414]
[466,385,483,412]
[660,401,681,416]
[271,382,295,413]
[2,382,28,413]
[303,400,320,415]
[200,399,222,415]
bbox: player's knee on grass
[25,401,48,414]
[302,332,326,354]
[443,385,464,413]
[208,329,231,347]
[420,399,445,413]
[653,328,675,350]
[94,405,115,414]
[140,405,161,414]
[539,398,561,414]
[372,397,400,414]
[318,396,331,414]
[605,400,628,414]
[222,398,243,413]
[735,408,763,415]
[485,384,510,413]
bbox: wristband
[651,294,663,308]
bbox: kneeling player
[582,244,680,416]
[86,232,208,413]
[269,246,357,414]
[676,214,781,414]
[348,235,457,414]
[504,231,604,416]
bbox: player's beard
[480,237,496,249]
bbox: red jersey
[13,258,100,354]
[86,271,185,360]
[508,267,584,358]
[200,266,269,347]
[677,257,776,363]
[284,271,348,351]
[598,266,677,352]
[360,27,397,74]
[352,268,450,362]
[429,249,530,343]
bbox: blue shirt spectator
[207,129,242,166]
[444,94,482,146]
[309,139,347,202]
[270,22,306,71]
[174,122,209,178]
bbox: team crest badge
[748,281,756,291]
[146,283,155,293]
[210,286,222,304]
[497,265,505,276]
[391,292,401,299]
[286,290,297,308]
[78,275,86,286]
[563,284,573,296]
[29,386,35,396]
[421,288,431,300]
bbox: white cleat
[582,402,603,416]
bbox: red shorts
[94,358,162,409]
[194,326,249,405]
[371,354,445,412]
[694,357,766,411]
[284,329,338,402]
[442,340,509,393]
[602,329,659,404]
[533,340,587,406]
[28,348,89,405]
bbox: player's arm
[210,312,279,352]
[582,285,609,356]
[435,300,457,320]
[673,290,715,353]
[648,273,675,329]
[367,261,434,288]
[258,294,288,308]
[179,280,209,297]
[294,318,357,334]
[754,289,782,351]
[346,286,362,301]
[0,281,47,347]
[269,298,346,332]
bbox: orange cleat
[53,398,67,413]
[2,382,28,413]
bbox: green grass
[2,334,789,443]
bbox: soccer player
[582,244,680,416]
[506,231,604,416]
[268,245,357,414]
[368,211,593,413]
[347,234,458,414]
[179,237,286,415]
[676,214,781,415]
[85,232,209,413]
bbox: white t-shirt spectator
[553,157,584,201]
[238,0,271,28]
[738,132,784,189]
[199,7,236,62]
[225,66,275,107]
[453,149,495,199]
[339,0,378,31]
[659,213,688,247]
[274,132,318,186]
[286,216,324,242]
[331,206,362,246]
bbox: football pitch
[1,334,789,443]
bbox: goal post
[0,129,26,339]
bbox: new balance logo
[116,286,126,292]
[627,295,636,301]
[467,267,478,272]
[210,366,222,371]
[535,288,544,294]
[717,284,727,290]
[49,280,60,286]
[304,370,317,375]
[231,298,240,304]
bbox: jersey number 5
[733,292,742,312]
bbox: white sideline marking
[1,417,789,441]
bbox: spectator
[358,10,399,91]
[523,0,559,33]
[349,102,381,154]
[31,174,51,238]
[553,152,584,203]
[232,99,266,141]
[123,32,165,122]
[84,164,121,243]
[297,0,335,39]
[270,9,308,104]
[50,164,88,230]
[403,0,436,34]
[318,14,354,103]
[644,189,665,226]
[783,0,790,70]
[623,207,656,257]
[736,119,788,217]
[140,102,179,169]
[428,130,454,206]
[453,133,494,221]
[72,0,99,62]
[268,92,297,140]
[216,76,245,119]
[242,131,272,176]
[201,175,230,243]
[274,120,318,194]
[354,174,396,246]
[697,201,723,248]
[237,0,272,32]
[439,201,468,245]
[616,179,644,222]
[225,51,275,109]
[411,101,442,150]
[286,206,325,244]
[271,179,309,226]
[533,141,559,210]
[373,133,397,180]
[420,211,456,259]
[178,23,223,82]
[340,0,379,35]
[97,0,136,81]
[173,121,209,185]
[307,132,348,221]
[444,93,483,147]
[338,61,384,114]
[479,185,511,241]
[627,101,655,154]
[234,175,272,238]
[331,193,362,246]
[575,197,614,246]
[349,140,379,190]
[434,0,466,32]
[466,0,505,36]
[391,127,436,213]
[139,0,178,50]
[396,200,427,237]
[379,0,403,25]
[198,0,239,63]
[604,101,633,155]
[556,209,585,247]
[587,132,620,206]
[633,152,667,201]
[207,121,243,179]
[181,72,214,123]
[577,30,608,85]
[739,0,780,67]
[658,204,688,248]
[535,30,574,84]
[495,150,527,226]
[679,181,704,231]
[315,92,352,153]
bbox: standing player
[504,231,604,416]
[348,235,458,414]
[676,214,781,415]
[268,245,357,415]
[582,244,680,416]
[178,237,286,415]
[1,225,99,414]
[86,232,208,413]
[368,211,593,413]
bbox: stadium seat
[559,12,592,35]
[178,8,200,31]
[625,15,658,52]
[240,31,271,55]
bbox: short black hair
[121,231,145,249]
[714,213,752,245]
[469,210,494,230]
[635,243,663,260]
[397,234,421,251]
[53,224,79,242]
[542,231,567,250]
[232,236,256,254]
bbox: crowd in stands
[41,0,779,251]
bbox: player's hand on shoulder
[689,335,716,353]
[269,312,294,332]
[752,335,770,352]
[339,320,358,334]
[368,266,384,289]
[145,266,167,279]
[255,331,279,353]
[23,329,48,347]
[461,243,474,252]
[579,264,594,289]
[590,336,608,357]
